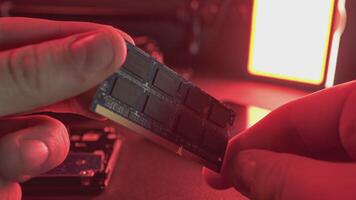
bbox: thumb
[0,27,126,116]
[232,149,356,200]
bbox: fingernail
[235,152,257,192]
[70,30,116,71]
[20,140,49,174]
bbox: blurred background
[1,0,355,88]
[1,0,355,199]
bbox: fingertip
[24,115,70,158]
[69,28,126,74]
[96,25,134,45]
[202,167,232,190]
[110,28,127,69]
[97,27,127,72]
[116,29,135,45]
[35,116,70,171]
[0,115,70,182]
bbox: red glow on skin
[204,81,356,200]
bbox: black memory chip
[111,78,144,110]
[123,47,154,81]
[185,88,211,115]
[153,68,181,97]
[209,103,231,128]
[175,113,204,143]
[202,128,227,155]
[144,95,175,127]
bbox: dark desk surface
[25,79,307,200]
[94,129,245,200]
[25,128,246,200]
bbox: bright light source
[248,0,336,85]
[325,0,347,88]
[247,106,270,127]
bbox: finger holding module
[204,80,356,190]
[0,17,134,50]
[232,149,356,200]
[0,28,127,117]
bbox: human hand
[0,17,132,199]
[203,80,356,200]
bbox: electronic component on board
[21,127,121,195]
[91,42,235,172]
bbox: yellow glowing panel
[325,0,347,88]
[248,0,335,85]
[247,106,270,127]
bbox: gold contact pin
[94,104,220,171]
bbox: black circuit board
[91,42,235,172]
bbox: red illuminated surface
[194,78,307,110]
[247,106,270,127]
[248,0,336,86]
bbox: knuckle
[7,45,43,97]
[250,153,292,200]
[274,156,293,200]
[62,40,84,69]
[52,36,89,80]
[45,39,87,84]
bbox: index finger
[0,17,134,50]
[234,80,356,160]
[204,80,356,189]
